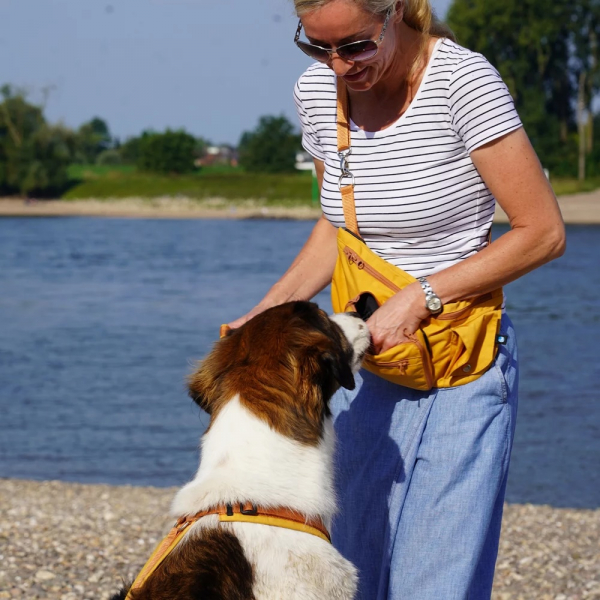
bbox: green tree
[75,117,112,164]
[238,115,301,173]
[119,131,149,165]
[137,129,197,174]
[0,86,75,196]
[446,0,600,177]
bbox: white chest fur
[171,397,357,599]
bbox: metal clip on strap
[338,148,355,189]
[336,77,360,237]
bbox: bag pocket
[445,312,501,382]
[364,329,435,391]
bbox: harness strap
[125,504,330,597]
[336,78,361,238]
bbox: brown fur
[114,529,255,600]
[188,302,356,446]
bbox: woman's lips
[344,68,367,82]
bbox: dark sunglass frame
[294,5,393,63]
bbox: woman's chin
[345,79,374,92]
[343,67,376,91]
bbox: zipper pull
[344,247,357,265]
[343,247,365,269]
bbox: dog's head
[188,302,370,445]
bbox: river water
[0,217,598,508]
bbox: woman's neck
[371,22,426,103]
[349,24,434,131]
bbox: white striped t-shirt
[294,38,523,278]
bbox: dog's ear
[188,361,217,414]
[322,348,356,391]
[188,337,234,414]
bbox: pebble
[1,479,598,598]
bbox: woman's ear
[395,1,405,23]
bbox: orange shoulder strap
[336,78,360,238]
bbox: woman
[231,0,565,598]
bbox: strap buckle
[338,148,355,189]
[226,502,259,516]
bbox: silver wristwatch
[417,277,443,315]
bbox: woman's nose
[329,54,355,77]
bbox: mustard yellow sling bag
[331,78,504,391]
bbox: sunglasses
[294,6,393,63]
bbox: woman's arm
[228,160,336,328]
[368,128,566,353]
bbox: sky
[1,0,452,145]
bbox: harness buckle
[240,503,259,516]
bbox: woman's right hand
[227,301,275,330]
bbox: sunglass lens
[296,41,330,62]
[338,41,378,61]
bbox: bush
[238,115,301,173]
[136,129,196,174]
[74,117,112,164]
[96,148,122,166]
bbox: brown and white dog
[111,301,370,600]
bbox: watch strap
[418,277,442,313]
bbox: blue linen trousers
[330,314,519,600]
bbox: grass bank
[549,176,600,196]
[63,165,600,204]
[64,165,315,206]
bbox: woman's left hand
[366,282,430,354]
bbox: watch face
[427,297,442,312]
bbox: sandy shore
[1,479,598,600]
[1,191,600,223]
[0,197,323,221]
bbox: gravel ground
[1,479,598,599]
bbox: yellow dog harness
[125,503,330,598]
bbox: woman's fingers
[227,313,254,330]
[227,304,269,330]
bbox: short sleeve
[449,54,523,154]
[294,80,326,162]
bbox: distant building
[197,145,238,168]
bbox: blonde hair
[293,0,456,77]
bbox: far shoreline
[1,190,600,224]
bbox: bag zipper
[343,246,402,293]
[367,335,434,389]
[343,243,496,323]
[372,358,410,376]
[436,293,494,321]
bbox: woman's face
[300,0,401,91]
